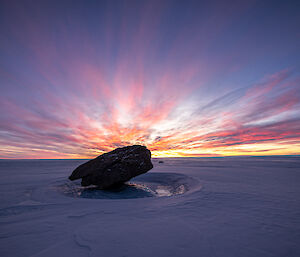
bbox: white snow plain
[0,156,299,257]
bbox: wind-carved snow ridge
[57,172,201,199]
[73,233,92,256]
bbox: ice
[0,157,300,257]
[57,172,194,199]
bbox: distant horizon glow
[0,0,300,158]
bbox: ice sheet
[0,157,299,257]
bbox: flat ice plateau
[0,157,299,257]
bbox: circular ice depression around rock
[57,172,200,199]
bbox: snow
[0,157,300,257]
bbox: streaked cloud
[0,0,299,158]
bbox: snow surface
[0,157,300,257]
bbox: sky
[0,0,300,158]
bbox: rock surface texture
[69,145,153,188]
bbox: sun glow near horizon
[0,0,300,159]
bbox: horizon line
[0,154,299,160]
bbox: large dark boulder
[69,145,153,188]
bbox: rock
[158,160,164,163]
[69,145,153,188]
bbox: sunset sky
[0,0,299,158]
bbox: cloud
[0,1,299,157]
